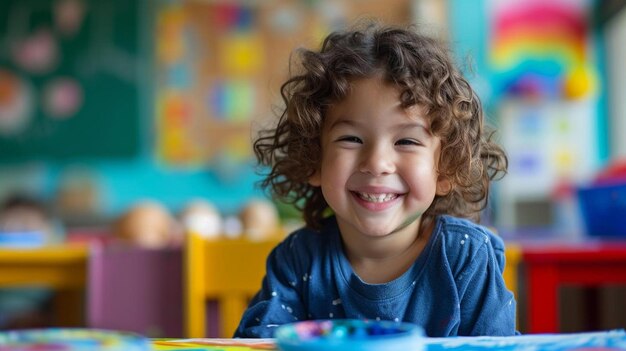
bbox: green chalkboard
[0,0,142,162]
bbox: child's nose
[358,145,395,176]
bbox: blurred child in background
[0,193,64,329]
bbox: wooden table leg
[53,289,84,327]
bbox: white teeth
[357,192,398,203]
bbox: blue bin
[577,182,626,238]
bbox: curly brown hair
[254,21,507,230]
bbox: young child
[0,194,60,329]
[235,22,516,338]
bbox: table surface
[0,331,625,351]
[0,243,88,286]
[150,331,626,351]
[0,243,88,259]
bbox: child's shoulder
[433,215,508,282]
[435,214,505,254]
[277,216,338,254]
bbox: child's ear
[308,169,321,187]
[436,176,452,196]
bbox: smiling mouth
[354,192,399,203]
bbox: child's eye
[395,138,420,146]
[336,136,362,143]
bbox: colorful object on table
[275,319,424,351]
[0,328,150,351]
[153,338,275,350]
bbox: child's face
[309,76,449,240]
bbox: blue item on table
[275,319,425,351]
[0,328,150,351]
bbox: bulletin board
[155,0,413,167]
[487,0,601,230]
[0,0,141,162]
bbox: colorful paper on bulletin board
[209,80,256,122]
[212,4,254,32]
[157,4,187,64]
[157,90,204,165]
[488,0,597,99]
[155,2,263,167]
[218,34,264,77]
[156,3,203,166]
[497,98,599,199]
[154,0,414,168]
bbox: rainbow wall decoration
[489,0,597,99]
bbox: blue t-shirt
[234,215,517,338]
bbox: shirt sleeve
[234,235,308,338]
[456,234,517,336]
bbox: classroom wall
[0,0,614,231]
[449,0,612,235]
[0,0,418,224]
[0,0,263,221]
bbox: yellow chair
[184,233,281,338]
[503,242,521,300]
[503,242,522,328]
[488,228,521,300]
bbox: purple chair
[87,243,183,337]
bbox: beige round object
[179,199,222,238]
[240,199,280,240]
[115,201,176,249]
